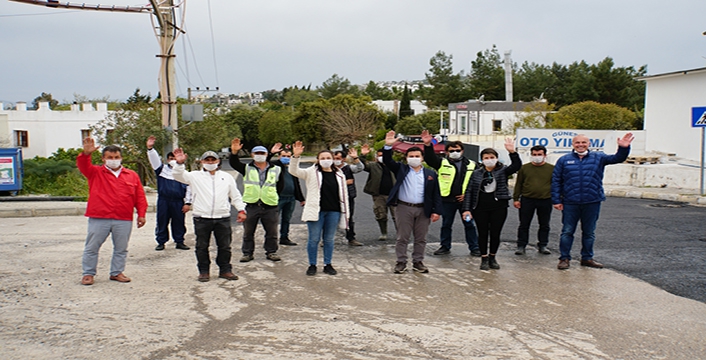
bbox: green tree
[395,111,442,135]
[32,92,58,110]
[548,101,637,130]
[398,84,414,119]
[363,81,393,100]
[125,88,152,107]
[468,45,505,101]
[322,94,385,147]
[317,74,359,99]
[292,99,329,144]
[178,109,242,165]
[283,86,320,107]
[423,51,467,108]
[513,62,558,102]
[223,104,265,149]
[509,102,555,134]
[258,110,295,146]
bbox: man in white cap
[229,138,286,262]
[172,148,247,282]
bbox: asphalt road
[229,160,706,304]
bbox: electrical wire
[0,11,81,17]
[206,0,219,89]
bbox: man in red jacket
[77,137,148,285]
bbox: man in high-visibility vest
[230,138,285,263]
[421,130,481,257]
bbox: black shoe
[323,264,337,275]
[413,261,429,273]
[306,265,317,276]
[155,244,165,251]
[489,257,500,270]
[433,247,450,255]
[394,262,407,274]
[470,249,482,257]
[279,237,298,246]
[176,243,190,250]
[514,247,525,255]
[538,246,551,255]
[480,257,490,270]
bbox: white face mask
[253,154,267,163]
[576,150,588,156]
[407,157,422,167]
[202,163,218,171]
[319,159,333,168]
[448,151,462,160]
[530,156,545,164]
[482,158,498,168]
[377,156,384,163]
[168,160,177,168]
[333,160,343,167]
[105,159,122,169]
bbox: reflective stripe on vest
[242,165,280,205]
[438,158,476,197]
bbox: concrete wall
[372,100,427,116]
[642,70,706,162]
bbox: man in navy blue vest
[147,136,192,251]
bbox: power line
[207,0,219,89]
[0,10,81,17]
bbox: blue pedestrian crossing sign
[692,107,706,127]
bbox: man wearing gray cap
[230,138,285,262]
[172,148,247,282]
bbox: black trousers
[193,217,232,274]
[516,197,552,248]
[346,197,356,241]
[472,206,508,256]
[242,203,279,255]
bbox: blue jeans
[307,211,341,265]
[278,196,297,239]
[559,202,601,261]
[439,201,479,251]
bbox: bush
[20,148,91,199]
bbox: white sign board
[515,129,646,155]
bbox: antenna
[10,0,186,152]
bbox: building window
[81,129,91,140]
[492,120,502,132]
[14,130,29,147]
[460,115,467,133]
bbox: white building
[445,100,543,136]
[372,100,427,116]
[638,67,706,162]
[0,102,111,158]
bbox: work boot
[488,255,500,269]
[377,220,388,241]
[480,257,490,270]
[538,245,551,255]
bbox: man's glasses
[448,149,462,153]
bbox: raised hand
[504,137,516,153]
[360,144,371,156]
[384,130,399,146]
[617,132,634,148]
[82,137,98,155]
[348,147,358,158]
[421,130,433,145]
[292,141,304,156]
[271,142,282,154]
[231,138,243,154]
[146,136,156,149]
[172,148,187,164]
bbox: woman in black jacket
[462,138,521,270]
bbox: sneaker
[433,247,450,255]
[480,258,490,270]
[279,237,298,246]
[323,264,338,275]
[378,234,387,241]
[266,253,281,262]
[239,254,254,263]
[198,273,210,282]
[175,243,190,250]
[538,246,551,255]
[514,247,525,255]
[488,257,500,269]
[218,272,239,281]
[306,265,317,276]
[470,249,482,257]
[394,262,407,274]
[348,239,363,246]
[412,262,429,273]
[155,244,165,251]
[557,259,570,270]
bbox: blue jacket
[383,147,443,218]
[155,164,189,201]
[551,146,630,205]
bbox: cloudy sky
[1,0,705,105]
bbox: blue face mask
[279,157,291,165]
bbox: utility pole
[10,0,186,151]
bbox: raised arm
[288,140,308,179]
[146,136,162,170]
[171,148,192,185]
[228,138,247,175]
[421,130,442,170]
[382,130,401,174]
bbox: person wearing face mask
[172,149,247,282]
[462,138,521,271]
[77,138,148,286]
[512,145,554,256]
[288,142,349,276]
[229,139,286,263]
[382,131,442,274]
[360,145,396,241]
[420,130,480,257]
[552,133,634,270]
[146,136,192,251]
[267,144,306,246]
[333,148,364,246]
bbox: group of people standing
[77,130,634,284]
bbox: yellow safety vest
[242,165,280,205]
[438,158,475,197]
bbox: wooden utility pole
[10,0,185,151]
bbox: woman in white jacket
[289,141,349,276]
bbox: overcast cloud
[1,0,705,104]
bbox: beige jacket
[289,157,349,228]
